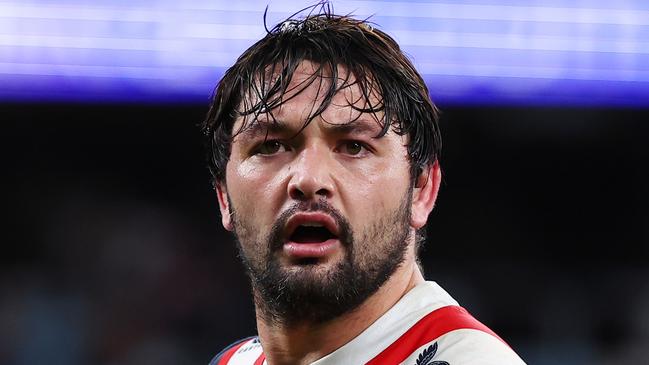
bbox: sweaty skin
[216,61,441,365]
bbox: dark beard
[231,194,412,327]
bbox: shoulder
[367,305,527,365]
[208,336,265,365]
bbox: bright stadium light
[0,0,647,106]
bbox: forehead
[279,61,364,100]
[235,60,384,131]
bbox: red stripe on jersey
[253,352,266,365]
[366,305,506,365]
[218,340,247,365]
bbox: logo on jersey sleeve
[415,342,449,365]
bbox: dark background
[2,103,648,364]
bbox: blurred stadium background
[2,1,648,364]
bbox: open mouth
[282,212,341,259]
[289,223,337,243]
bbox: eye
[339,141,367,156]
[254,140,289,155]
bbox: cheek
[226,159,288,220]
[339,153,411,221]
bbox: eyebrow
[321,119,383,136]
[237,120,292,140]
[238,118,383,140]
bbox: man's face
[218,61,430,325]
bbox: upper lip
[284,212,340,241]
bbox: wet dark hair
[202,2,441,184]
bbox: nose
[287,144,335,201]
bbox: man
[202,5,526,365]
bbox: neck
[256,256,425,365]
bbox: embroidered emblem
[415,342,449,365]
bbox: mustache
[268,200,352,251]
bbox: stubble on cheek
[226,194,268,275]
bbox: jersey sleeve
[208,336,257,365]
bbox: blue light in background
[1,0,648,106]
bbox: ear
[215,181,234,231]
[410,160,442,229]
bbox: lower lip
[283,239,340,259]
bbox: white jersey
[210,281,526,365]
